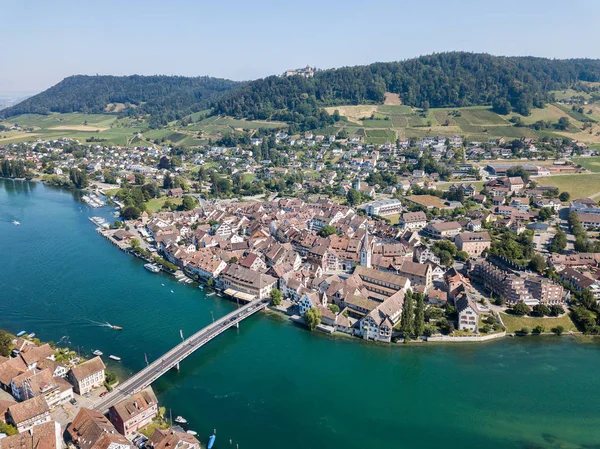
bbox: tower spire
[360,226,372,268]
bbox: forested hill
[212,52,600,131]
[0,75,243,126]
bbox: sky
[2,0,600,95]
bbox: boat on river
[186,430,197,436]
[174,416,187,424]
[12,220,20,226]
[207,435,216,449]
[109,355,121,361]
[93,350,103,356]
[144,263,161,273]
[16,331,26,337]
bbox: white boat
[207,292,216,297]
[109,355,121,361]
[170,290,174,294]
[174,416,187,424]
[93,350,103,356]
[28,333,35,338]
[144,263,161,273]
[186,431,197,436]
[12,221,20,226]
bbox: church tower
[360,226,372,268]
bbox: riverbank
[4,179,600,449]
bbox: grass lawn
[103,188,120,197]
[146,196,183,213]
[537,173,600,198]
[384,213,401,225]
[573,156,600,173]
[500,312,578,334]
[138,420,170,438]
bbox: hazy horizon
[3,0,600,95]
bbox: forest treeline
[0,75,242,128]
[4,53,600,131]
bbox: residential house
[7,396,51,433]
[455,232,491,257]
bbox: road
[93,299,268,412]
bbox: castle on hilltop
[283,66,315,78]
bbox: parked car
[70,398,77,405]
[100,391,108,397]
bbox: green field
[321,102,598,143]
[500,313,578,334]
[573,156,600,173]
[145,196,183,213]
[537,173,600,198]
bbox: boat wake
[84,319,121,329]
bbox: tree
[532,304,551,317]
[304,307,322,331]
[554,325,564,335]
[0,330,12,357]
[181,195,198,211]
[529,254,547,274]
[163,173,174,189]
[549,305,564,316]
[318,225,338,237]
[559,192,570,202]
[121,206,141,221]
[548,230,567,253]
[556,117,571,130]
[134,173,145,185]
[506,165,531,183]
[533,325,545,334]
[270,289,283,306]
[69,167,89,188]
[158,156,170,169]
[537,207,554,221]
[328,304,340,314]
[580,288,597,310]
[520,327,530,335]
[346,188,361,206]
[130,238,140,250]
[512,302,531,316]
[456,250,470,261]
[400,290,415,337]
[0,422,17,436]
[414,293,425,337]
[423,324,437,337]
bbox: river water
[1,179,599,449]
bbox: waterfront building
[109,387,158,437]
[218,264,277,300]
[148,428,200,449]
[67,356,106,395]
[68,408,132,449]
[360,289,406,342]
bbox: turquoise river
[1,179,600,449]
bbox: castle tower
[360,226,372,268]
